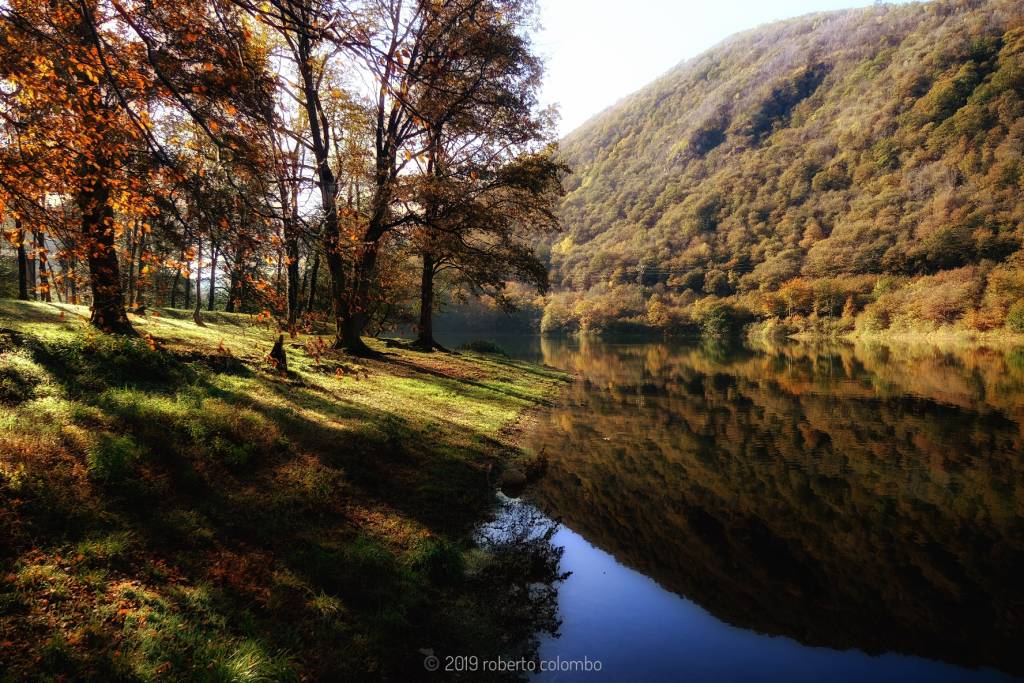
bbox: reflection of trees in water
[529,338,1024,674]
[455,497,567,672]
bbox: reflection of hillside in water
[528,338,1024,675]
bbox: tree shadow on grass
[3,328,565,681]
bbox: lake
[449,334,1024,682]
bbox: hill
[0,300,566,681]
[543,0,1024,338]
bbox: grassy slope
[0,300,567,681]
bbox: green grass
[0,299,568,681]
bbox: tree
[1,0,273,332]
[402,0,562,350]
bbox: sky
[537,0,916,136]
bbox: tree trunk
[26,234,37,300]
[225,244,244,313]
[135,230,146,309]
[126,222,137,308]
[35,231,52,303]
[171,268,180,308]
[341,241,378,355]
[415,253,438,350]
[285,231,300,333]
[15,220,28,300]
[78,174,132,334]
[306,251,320,314]
[193,237,205,326]
[68,252,79,305]
[207,242,219,311]
[296,29,348,347]
[183,259,191,310]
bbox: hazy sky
[537,0,917,136]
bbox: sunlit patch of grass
[14,561,74,600]
[75,531,137,569]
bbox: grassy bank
[0,300,568,682]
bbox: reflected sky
[534,522,1016,682]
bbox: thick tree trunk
[341,242,378,355]
[414,253,438,350]
[15,220,29,300]
[78,175,132,334]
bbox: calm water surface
[445,333,1024,682]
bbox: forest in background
[543,0,1024,339]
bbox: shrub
[1007,300,1024,333]
[459,340,508,356]
[858,306,891,332]
[699,304,743,339]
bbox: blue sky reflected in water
[535,522,1017,683]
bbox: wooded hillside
[544,0,1024,337]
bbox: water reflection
[526,337,1024,678]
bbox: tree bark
[183,257,191,310]
[135,230,146,309]
[171,267,181,308]
[35,231,52,303]
[285,230,300,333]
[193,236,205,326]
[207,241,219,311]
[342,242,378,355]
[15,220,28,300]
[225,243,245,313]
[305,250,319,314]
[126,222,137,307]
[26,234,37,300]
[414,253,438,350]
[78,173,132,334]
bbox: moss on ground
[0,300,568,682]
